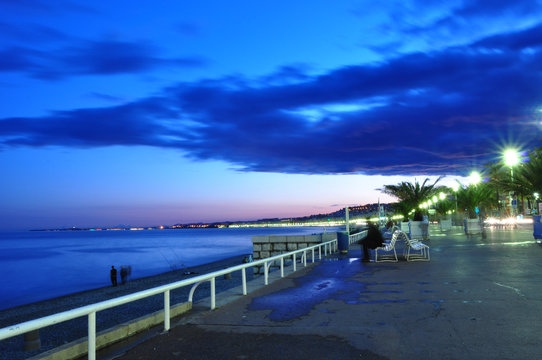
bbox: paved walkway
[107,225,541,360]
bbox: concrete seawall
[251,233,338,273]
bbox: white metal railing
[0,238,338,360]
[348,230,367,244]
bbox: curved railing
[0,238,338,360]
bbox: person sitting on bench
[359,222,385,262]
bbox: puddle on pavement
[249,257,409,321]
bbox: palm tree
[482,161,508,216]
[390,200,413,220]
[512,147,542,213]
[433,198,454,217]
[379,177,444,221]
[456,181,496,219]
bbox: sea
[0,226,340,311]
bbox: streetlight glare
[469,171,482,185]
[439,192,446,200]
[504,149,520,167]
[451,182,460,192]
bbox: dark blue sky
[1,0,541,229]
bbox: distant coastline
[31,202,392,232]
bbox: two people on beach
[110,265,132,286]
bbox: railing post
[164,290,170,332]
[210,277,216,310]
[319,246,322,260]
[264,261,269,285]
[280,257,284,277]
[312,248,315,263]
[88,312,96,360]
[293,253,296,271]
[303,250,307,266]
[242,268,247,295]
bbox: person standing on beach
[120,266,128,285]
[110,266,118,286]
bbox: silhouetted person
[110,266,118,286]
[120,266,128,285]
[358,223,384,262]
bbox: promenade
[102,225,541,360]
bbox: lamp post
[470,171,482,218]
[451,182,459,214]
[504,149,520,217]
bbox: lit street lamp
[503,149,520,217]
[469,171,482,185]
[451,182,460,214]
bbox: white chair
[403,231,430,261]
[375,230,399,262]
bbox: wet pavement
[110,225,542,360]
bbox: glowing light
[534,192,540,200]
[451,182,460,192]
[432,195,438,203]
[439,192,446,200]
[485,217,532,225]
[469,171,481,185]
[503,149,520,167]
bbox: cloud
[1,23,542,176]
[0,39,207,79]
[366,0,542,56]
[0,21,69,44]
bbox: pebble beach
[0,254,252,360]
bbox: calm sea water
[0,226,339,310]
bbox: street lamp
[503,149,520,217]
[469,171,482,185]
[451,182,460,214]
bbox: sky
[1,0,542,230]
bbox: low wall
[251,233,338,274]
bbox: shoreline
[0,254,248,326]
[0,254,253,360]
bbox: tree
[515,147,542,195]
[390,200,413,220]
[456,182,496,219]
[433,197,455,217]
[482,161,509,215]
[379,177,444,221]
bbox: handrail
[0,238,338,360]
[348,230,367,244]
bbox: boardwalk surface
[106,225,541,359]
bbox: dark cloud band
[1,23,541,176]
